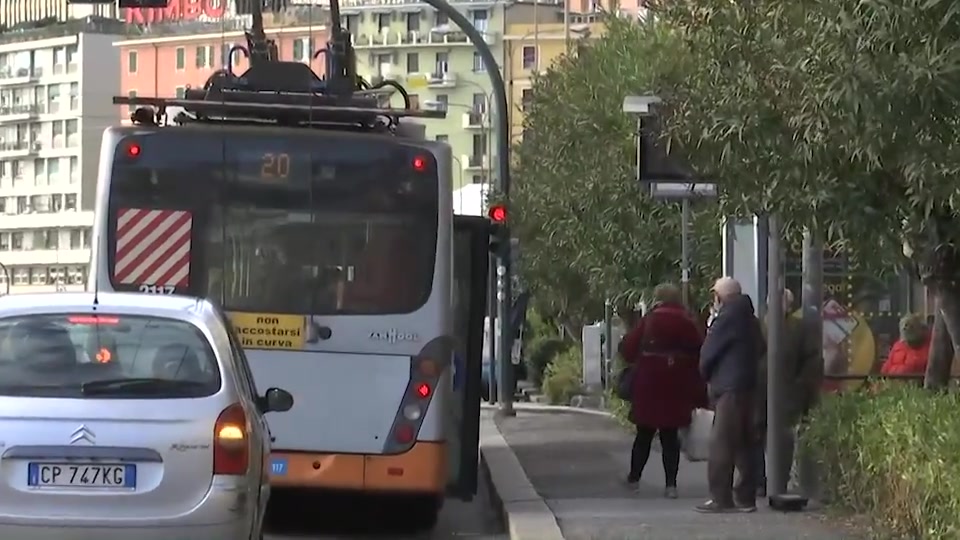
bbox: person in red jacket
[880,314,930,377]
[620,283,708,498]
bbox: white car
[0,292,293,539]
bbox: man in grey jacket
[696,277,764,513]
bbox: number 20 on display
[261,153,290,180]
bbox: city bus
[87,118,490,529]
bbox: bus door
[447,215,490,500]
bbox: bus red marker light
[412,156,427,172]
[126,143,141,157]
[416,383,431,399]
[394,424,414,444]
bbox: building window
[13,267,28,285]
[434,52,448,75]
[66,120,78,147]
[11,232,23,251]
[65,194,77,211]
[175,86,186,98]
[470,9,488,32]
[473,52,485,72]
[0,233,7,251]
[522,46,537,70]
[435,134,448,143]
[66,44,78,73]
[49,158,61,182]
[175,47,185,70]
[292,38,312,63]
[127,50,138,73]
[69,82,78,110]
[43,229,58,250]
[472,175,483,184]
[70,229,81,249]
[31,267,48,285]
[47,85,61,114]
[406,12,420,33]
[472,93,486,114]
[522,88,533,110]
[435,94,449,108]
[406,52,419,73]
[435,10,448,26]
[408,94,420,109]
[69,157,78,183]
[377,13,390,32]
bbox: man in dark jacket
[696,277,763,513]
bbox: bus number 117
[139,284,175,294]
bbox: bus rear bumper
[269,441,446,494]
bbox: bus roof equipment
[113,0,446,133]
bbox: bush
[541,348,582,405]
[526,337,569,386]
[801,383,960,539]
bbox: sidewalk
[481,405,863,540]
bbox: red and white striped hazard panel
[113,208,193,289]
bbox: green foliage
[526,337,569,387]
[801,384,960,539]
[541,348,583,405]
[656,0,960,270]
[513,18,721,328]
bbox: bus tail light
[214,403,249,475]
[384,337,453,453]
[394,424,415,444]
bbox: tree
[513,19,721,333]
[655,0,960,386]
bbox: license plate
[27,463,136,488]
[270,457,287,476]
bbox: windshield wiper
[81,378,210,396]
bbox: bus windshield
[106,129,439,316]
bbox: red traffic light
[488,204,507,223]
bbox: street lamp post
[422,0,515,416]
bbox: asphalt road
[264,476,506,540]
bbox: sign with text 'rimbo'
[228,312,305,350]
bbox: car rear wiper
[80,378,210,396]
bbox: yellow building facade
[504,17,603,142]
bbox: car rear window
[0,313,221,399]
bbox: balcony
[427,71,457,88]
[462,111,489,129]
[0,103,41,122]
[0,140,30,157]
[352,29,476,48]
[461,154,489,171]
[0,67,43,86]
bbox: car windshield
[0,313,221,398]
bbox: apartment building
[342,0,561,188]
[117,7,330,122]
[0,18,124,293]
[1,0,120,30]
[504,15,602,141]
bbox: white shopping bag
[682,408,714,462]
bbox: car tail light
[394,424,414,444]
[214,403,249,475]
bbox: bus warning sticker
[228,313,305,350]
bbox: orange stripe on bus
[270,442,447,493]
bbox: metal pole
[419,0,514,416]
[603,298,613,389]
[680,197,691,307]
[563,0,570,51]
[799,228,823,499]
[766,214,786,497]
[0,262,8,295]
[487,259,498,404]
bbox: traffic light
[488,204,508,259]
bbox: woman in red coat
[619,283,707,498]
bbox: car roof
[0,292,214,321]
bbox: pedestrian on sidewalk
[753,288,820,497]
[879,313,930,378]
[697,277,764,514]
[619,283,707,499]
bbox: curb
[480,401,616,419]
[479,413,565,540]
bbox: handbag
[614,321,650,401]
[683,408,714,462]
